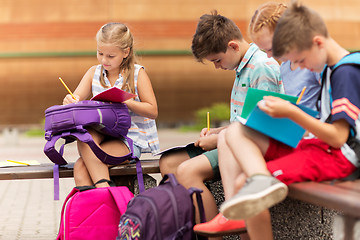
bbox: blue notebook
[238,89,318,148]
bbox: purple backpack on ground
[44,100,144,199]
[118,174,207,240]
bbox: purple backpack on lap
[44,100,144,199]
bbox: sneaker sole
[194,228,247,237]
[220,182,288,220]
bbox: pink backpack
[57,185,133,240]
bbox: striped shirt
[320,64,360,167]
[92,64,160,155]
[230,43,284,122]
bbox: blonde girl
[249,2,321,110]
[63,22,159,188]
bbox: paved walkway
[0,128,199,240]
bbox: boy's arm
[260,96,350,148]
[195,126,228,151]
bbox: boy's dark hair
[191,10,243,62]
[272,1,328,58]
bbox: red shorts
[265,138,356,185]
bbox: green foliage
[196,102,230,128]
[25,119,45,137]
[25,128,45,137]
[179,102,230,132]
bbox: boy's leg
[218,126,274,240]
[246,211,273,240]
[192,129,247,238]
[218,129,245,199]
[225,122,270,175]
[159,149,190,177]
[176,153,217,222]
[220,122,288,220]
[159,144,206,177]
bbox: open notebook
[238,88,318,148]
[91,87,136,103]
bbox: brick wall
[0,0,359,125]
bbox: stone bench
[1,159,359,239]
[0,159,160,193]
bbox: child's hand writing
[258,96,297,118]
[194,134,218,151]
[63,94,80,105]
[200,127,216,137]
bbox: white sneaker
[220,175,288,220]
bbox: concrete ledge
[206,180,338,240]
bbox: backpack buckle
[76,126,87,133]
[45,131,52,140]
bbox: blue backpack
[117,174,207,240]
[320,52,360,160]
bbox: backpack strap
[44,133,70,165]
[189,187,207,240]
[46,131,145,198]
[188,187,206,224]
[319,52,360,179]
[75,133,145,192]
[53,165,60,200]
[160,174,206,222]
[108,186,134,215]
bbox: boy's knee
[177,156,212,183]
[176,160,192,179]
[159,150,189,176]
[225,122,242,140]
[159,153,174,175]
[218,129,227,147]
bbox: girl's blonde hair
[248,2,287,38]
[96,22,137,94]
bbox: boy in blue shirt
[217,2,360,239]
[160,10,284,238]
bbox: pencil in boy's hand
[207,112,210,132]
[59,77,76,100]
[296,86,307,104]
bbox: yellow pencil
[207,112,210,132]
[7,160,30,166]
[296,86,307,104]
[59,77,76,100]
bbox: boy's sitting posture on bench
[160,10,284,239]
[214,1,360,240]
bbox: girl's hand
[63,94,80,105]
[258,96,297,118]
[123,98,135,107]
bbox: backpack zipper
[62,195,74,240]
[135,195,163,240]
